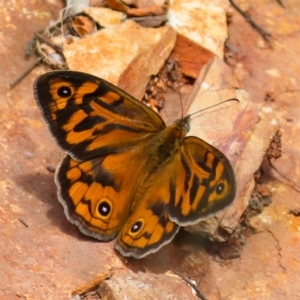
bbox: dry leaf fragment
[71,15,97,37]
[107,0,167,17]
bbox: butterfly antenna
[170,59,184,120]
[189,98,239,117]
[179,81,184,120]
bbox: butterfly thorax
[164,115,191,146]
[147,115,190,166]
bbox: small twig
[171,270,208,300]
[35,32,64,55]
[10,57,43,89]
[229,0,272,43]
[19,218,29,227]
[72,272,113,295]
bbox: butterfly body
[34,71,236,258]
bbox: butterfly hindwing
[55,141,159,241]
[169,136,236,225]
[116,135,236,257]
[115,200,180,258]
[115,159,181,258]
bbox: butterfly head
[174,115,191,135]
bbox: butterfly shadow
[15,172,95,242]
[16,171,222,280]
[125,229,211,281]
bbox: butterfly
[33,71,236,258]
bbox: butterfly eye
[97,198,112,219]
[57,86,72,98]
[130,219,144,234]
[215,182,225,195]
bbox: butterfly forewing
[34,71,165,161]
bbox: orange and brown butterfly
[33,71,236,258]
